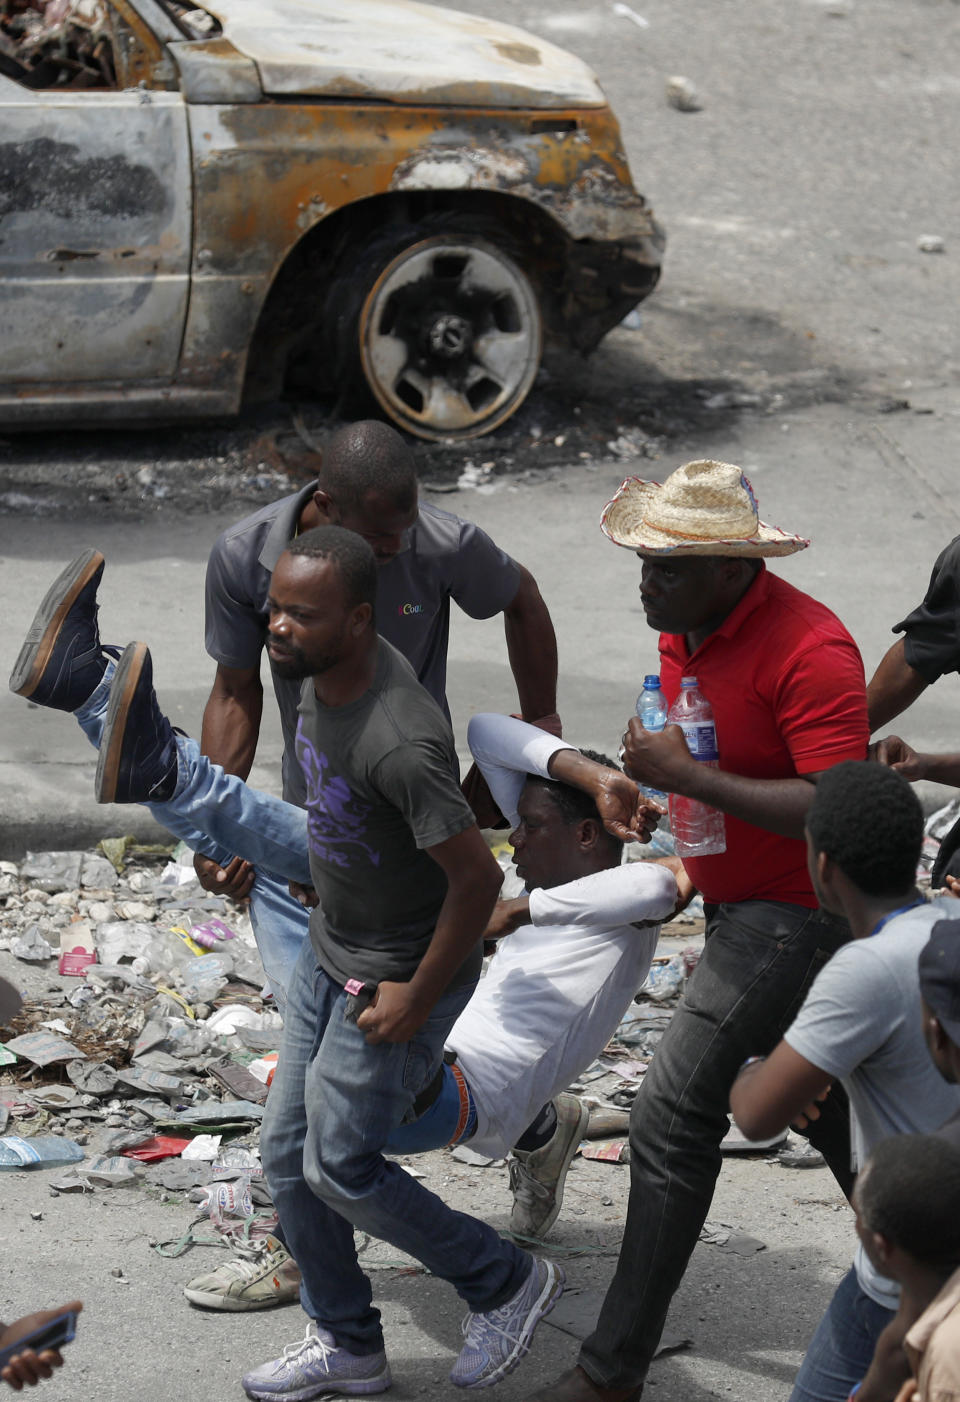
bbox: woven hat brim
[600,478,809,558]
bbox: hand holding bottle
[620,718,701,793]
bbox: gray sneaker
[184,1237,301,1311]
[242,1323,391,1400]
[450,1256,565,1388]
[509,1093,589,1239]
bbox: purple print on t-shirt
[296,723,380,868]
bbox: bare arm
[621,720,821,839]
[729,1041,833,1141]
[502,566,559,724]
[547,746,663,843]
[200,662,264,780]
[356,826,502,1044]
[867,639,929,731]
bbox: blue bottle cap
[681,675,698,686]
[643,674,661,688]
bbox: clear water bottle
[667,675,726,858]
[636,674,668,803]
[0,1135,85,1170]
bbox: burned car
[0,0,664,440]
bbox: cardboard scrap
[581,1141,630,1164]
[546,1287,692,1357]
[208,1059,270,1105]
[5,1031,85,1066]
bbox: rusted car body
[0,0,664,439]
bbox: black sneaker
[10,550,109,711]
[96,643,179,805]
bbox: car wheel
[333,224,543,441]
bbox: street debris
[0,839,281,1262]
[699,1220,766,1255]
[665,75,703,112]
[582,1141,630,1164]
[917,234,945,254]
[610,3,650,29]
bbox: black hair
[525,749,622,856]
[284,525,377,616]
[806,761,923,897]
[318,420,417,513]
[858,1134,960,1269]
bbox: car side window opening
[0,0,135,91]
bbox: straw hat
[600,460,809,557]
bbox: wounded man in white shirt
[181,712,679,1310]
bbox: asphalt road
[1,2,959,1399]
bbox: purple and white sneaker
[450,1256,565,1388]
[241,1323,391,1400]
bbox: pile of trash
[0,841,280,1245]
[0,0,115,90]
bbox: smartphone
[0,1310,78,1370]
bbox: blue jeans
[260,939,531,1355]
[790,1267,895,1402]
[579,899,855,1392]
[74,668,311,1003]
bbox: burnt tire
[326,218,543,441]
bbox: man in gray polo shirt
[196,420,559,992]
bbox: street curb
[0,806,171,862]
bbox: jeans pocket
[401,1039,438,1102]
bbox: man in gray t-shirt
[244,525,562,1395]
[731,762,960,1402]
[197,420,559,997]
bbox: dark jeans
[579,899,854,1392]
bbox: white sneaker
[184,1237,301,1311]
[242,1323,391,1399]
[450,1257,565,1388]
[509,1093,589,1238]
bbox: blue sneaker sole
[451,1260,566,1389]
[95,640,148,804]
[9,548,103,698]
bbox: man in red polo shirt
[525,460,870,1402]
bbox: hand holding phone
[0,1303,81,1391]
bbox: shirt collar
[260,480,320,573]
[906,1264,960,1353]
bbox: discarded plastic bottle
[0,1135,85,1170]
[636,674,669,803]
[667,676,726,858]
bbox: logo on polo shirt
[398,602,423,616]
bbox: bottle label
[681,723,719,762]
[2,1136,40,1165]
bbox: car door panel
[0,78,191,384]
